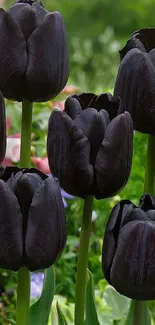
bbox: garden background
[0,0,153,324]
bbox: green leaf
[29,266,55,325]
[7,320,16,325]
[85,270,100,325]
[124,300,151,325]
[103,285,130,321]
[56,302,67,325]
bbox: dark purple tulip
[114,28,155,134]
[0,166,66,271]
[47,92,133,199]
[0,91,6,164]
[0,0,69,102]
[102,194,155,300]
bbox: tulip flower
[0,166,66,271]
[102,194,155,300]
[0,91,6,164]
[114,28,155,134]
[47,92,133,198]
[0,0,69,102]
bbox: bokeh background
[0,0,152,324]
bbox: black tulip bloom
[0,0,69,102]
[114,28,155,134]
[102,194,155,300]
[0,167,66,271]
[47,92,133,199]
[0,91,6,164]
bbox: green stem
[16,268,30,325]
[125,300,151,325]
[74,196,94,325]
[16,100,33,325]
[20,100,33,168]
[144,134,155,194]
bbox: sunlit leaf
[29,266,55,325]
[85,270,100,325]
[56,302,67,325]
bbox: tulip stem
[20,100,33,168]
[16,100,33,324]
[144,134,155,194]
[16,267,30,325]
[74,195,94,325]
[124,300,151,325]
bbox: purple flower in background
[31,272,44,298]
[61,189,74,208]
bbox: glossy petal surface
[74,108,110,165]
[25,176,66,270]
[9,3,38,40]
[0,92,6,164]
[95,112,133,198]
[47,110,93,197]
[102,200,134,282]
[65,97,82,119]
[111,220,155,300]
[0,180,23,270]
[114,49,155,134]
[0,9,27,100]
[26,12,69,101]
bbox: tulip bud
[0,166,66,271]
[47,92,133,199]
[114,28,155,134]
[102,194,155,300]
[0,0,69,102]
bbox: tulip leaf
[85,270,100,325]
[56,302,67,325]
[124,300,151,325]
[7,320,16,325]
[29,266,55,325]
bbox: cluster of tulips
[0,0,155,324]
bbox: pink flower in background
[61,84,79,94]
[5,137,21,163]
[2,158,12,167]
[31,156,50,174]
[6,116,11,133]
[50,101,65,111]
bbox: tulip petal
[121,208,149,227]
[114,49,155,134]
[110,220,155,300]
[0,180,23,270]
[140,194,155,211]
[93,93,118,120]
[47,110,93,197]
[74,108,110,165]
[7,171,43,225]
[65,97,82,119]
[132,28,155,51]
[95,112,133,198]
[25,176,66,271]
[102,200,134,282]
[120,35,146,61]
[26,11,69,101]
[9,3,38,40]
[0,9,27,100]
[77,93,97,108]
[0,92,6,164]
